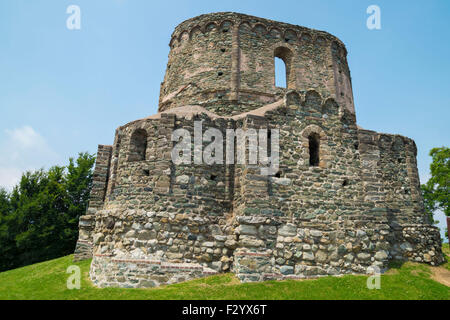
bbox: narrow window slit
[308,133,320,167]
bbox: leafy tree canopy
[421,147,449,227]
[0,152,95,272]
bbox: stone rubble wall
[73,12,444,286]
[90,255,218,288]
[73,145,112,262]
[160,12,354,115]
[389,224,444,265]
[80,89,444,286]
[232,212,391,282]
[91,208,234,270]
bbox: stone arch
[205,22,218,33]
[300,32,312,44]
[238,21,252,33]
[315,35,327,47]
[220,20,233,33]
[129,128,148,162]
[274,46,294,89]
[331,40,340,53]
[253,23,267,36]
[169,37,177,48]
[334,45,348,65]
[269,27,282,39]
[285,90,301,106]
[189,26,203,40]
[300,125,329,168]
[304,90,322,112]
[284,29,297,44]
[178,30,189,44]
[322,98,339,116]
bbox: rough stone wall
[74,145,112,261]
[74,12,444,287]
[104,114,233,215]
[82,90,444,287]
[159,12,354,116]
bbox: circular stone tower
[159,12,355,116]
[73,12,444,288]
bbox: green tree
[8,167,68,267]
[0,152,95,272]
[64,152,96,252]
[0,188,16,271]
[421,147,449,235]
[0,188,10,214]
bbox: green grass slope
[0,245,448,300]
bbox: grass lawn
[0,244,448,300]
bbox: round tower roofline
[161,12,355,115]
[170,11,348,55]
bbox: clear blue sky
[0,0,449,238]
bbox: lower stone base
[238,271,374,282]
[79,214,445,288]
[233,249,385,283]
[389,224,445,266]
[90,255,218,288]
[73,240,93,262]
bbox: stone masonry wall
[159,12,354,116]
[74,12,444,286]
[83,89,443,286]
[74,145,112,262]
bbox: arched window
[308,133,320,167]
[301,125,327,169]
[275,57,287,88]
[274,47,293,89]
[129,129,147,161]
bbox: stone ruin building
[74,12,444,288]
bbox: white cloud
[0,167,22,191]
[7,126,46,146]
[0,126,61,191]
